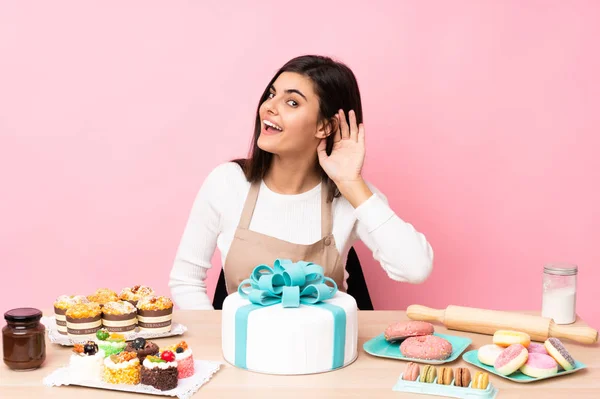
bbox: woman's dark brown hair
[233,55,364,201]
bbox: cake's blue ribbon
[234,259,346,371]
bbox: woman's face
[257,72,329,158]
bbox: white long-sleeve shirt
[169,162,434,309]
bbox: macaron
[384,320,434,342]
[527,342,548,355]
[494,344,529,375]
[402,362,420,381]
[419,365,437,383]
[493,330,531,348]
[520,353,558,378]
[454,367,471,387]
[477,344,504,366]
[472,371,490,389]
[400,335,453,360]
[437,367,453,385]
[544,338,576,371]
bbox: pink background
[1,2,598,329]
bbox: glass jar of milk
[542,263,577,324]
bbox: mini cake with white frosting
[163,341,194,378]
[68,341,105,382]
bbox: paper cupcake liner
[102,312,137,333]
[137,308,173,333]
[54,307,68,334]
[66,315,102,337]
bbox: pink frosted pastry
[403,362,420,381]
[520,353,558,378]
[384,321,434,342]
[400,335,453,360]
[494,344,528,375]
[527,342,548,355]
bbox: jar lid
[544,263,578,276]
[4,308,43,323]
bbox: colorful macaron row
[384,320,453,361]
[477,330,576,378]
[402,362,490,390]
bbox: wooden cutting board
[406,304,598,344]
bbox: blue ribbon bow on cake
[237,259,338,307]
[233,259,347,370]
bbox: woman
[169,55,433,309]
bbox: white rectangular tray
[42,316,187,346]
[43,360,222,399]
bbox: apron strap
[238,181,260,229]
[321,181,333,238]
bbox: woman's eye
[287,100,298,107]
[267,92,275,99]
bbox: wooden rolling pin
[406,305,598,344]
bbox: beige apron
[223,180,345,294]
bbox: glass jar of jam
[3,308,46,371]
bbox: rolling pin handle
[550,321,599,344]
[406,305,445,323]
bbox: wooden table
[2,310,599,398]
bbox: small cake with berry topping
[65,303,102,340]
[68,341,105,382]
[119,285,155,307]
[101,301,137,332]
[125,337,159,363]
[96,329,127,357]
[136,296,173,333]
[87,288,119,307]
[103,351,141,385]
[141,350,178,391]
[54,295,90,335]
[164,341,194,378]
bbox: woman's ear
[315,117,338,139]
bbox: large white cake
[221,291,358,375]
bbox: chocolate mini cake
[141,351,178,391]
[125,338,159,362]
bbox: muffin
[65,303,102,340]
[141,351,178,391]
[103,351,141,385]
[125,337,159,363]
[102,301,137,332]
[87,288,119,307]
[163,341,194,378]
[68,341,105,382]
[53,295,89,335]
[136,296,173,333]
[95,329,127,357]
[119,285,155,307]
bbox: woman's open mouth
[262,119,283,135]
